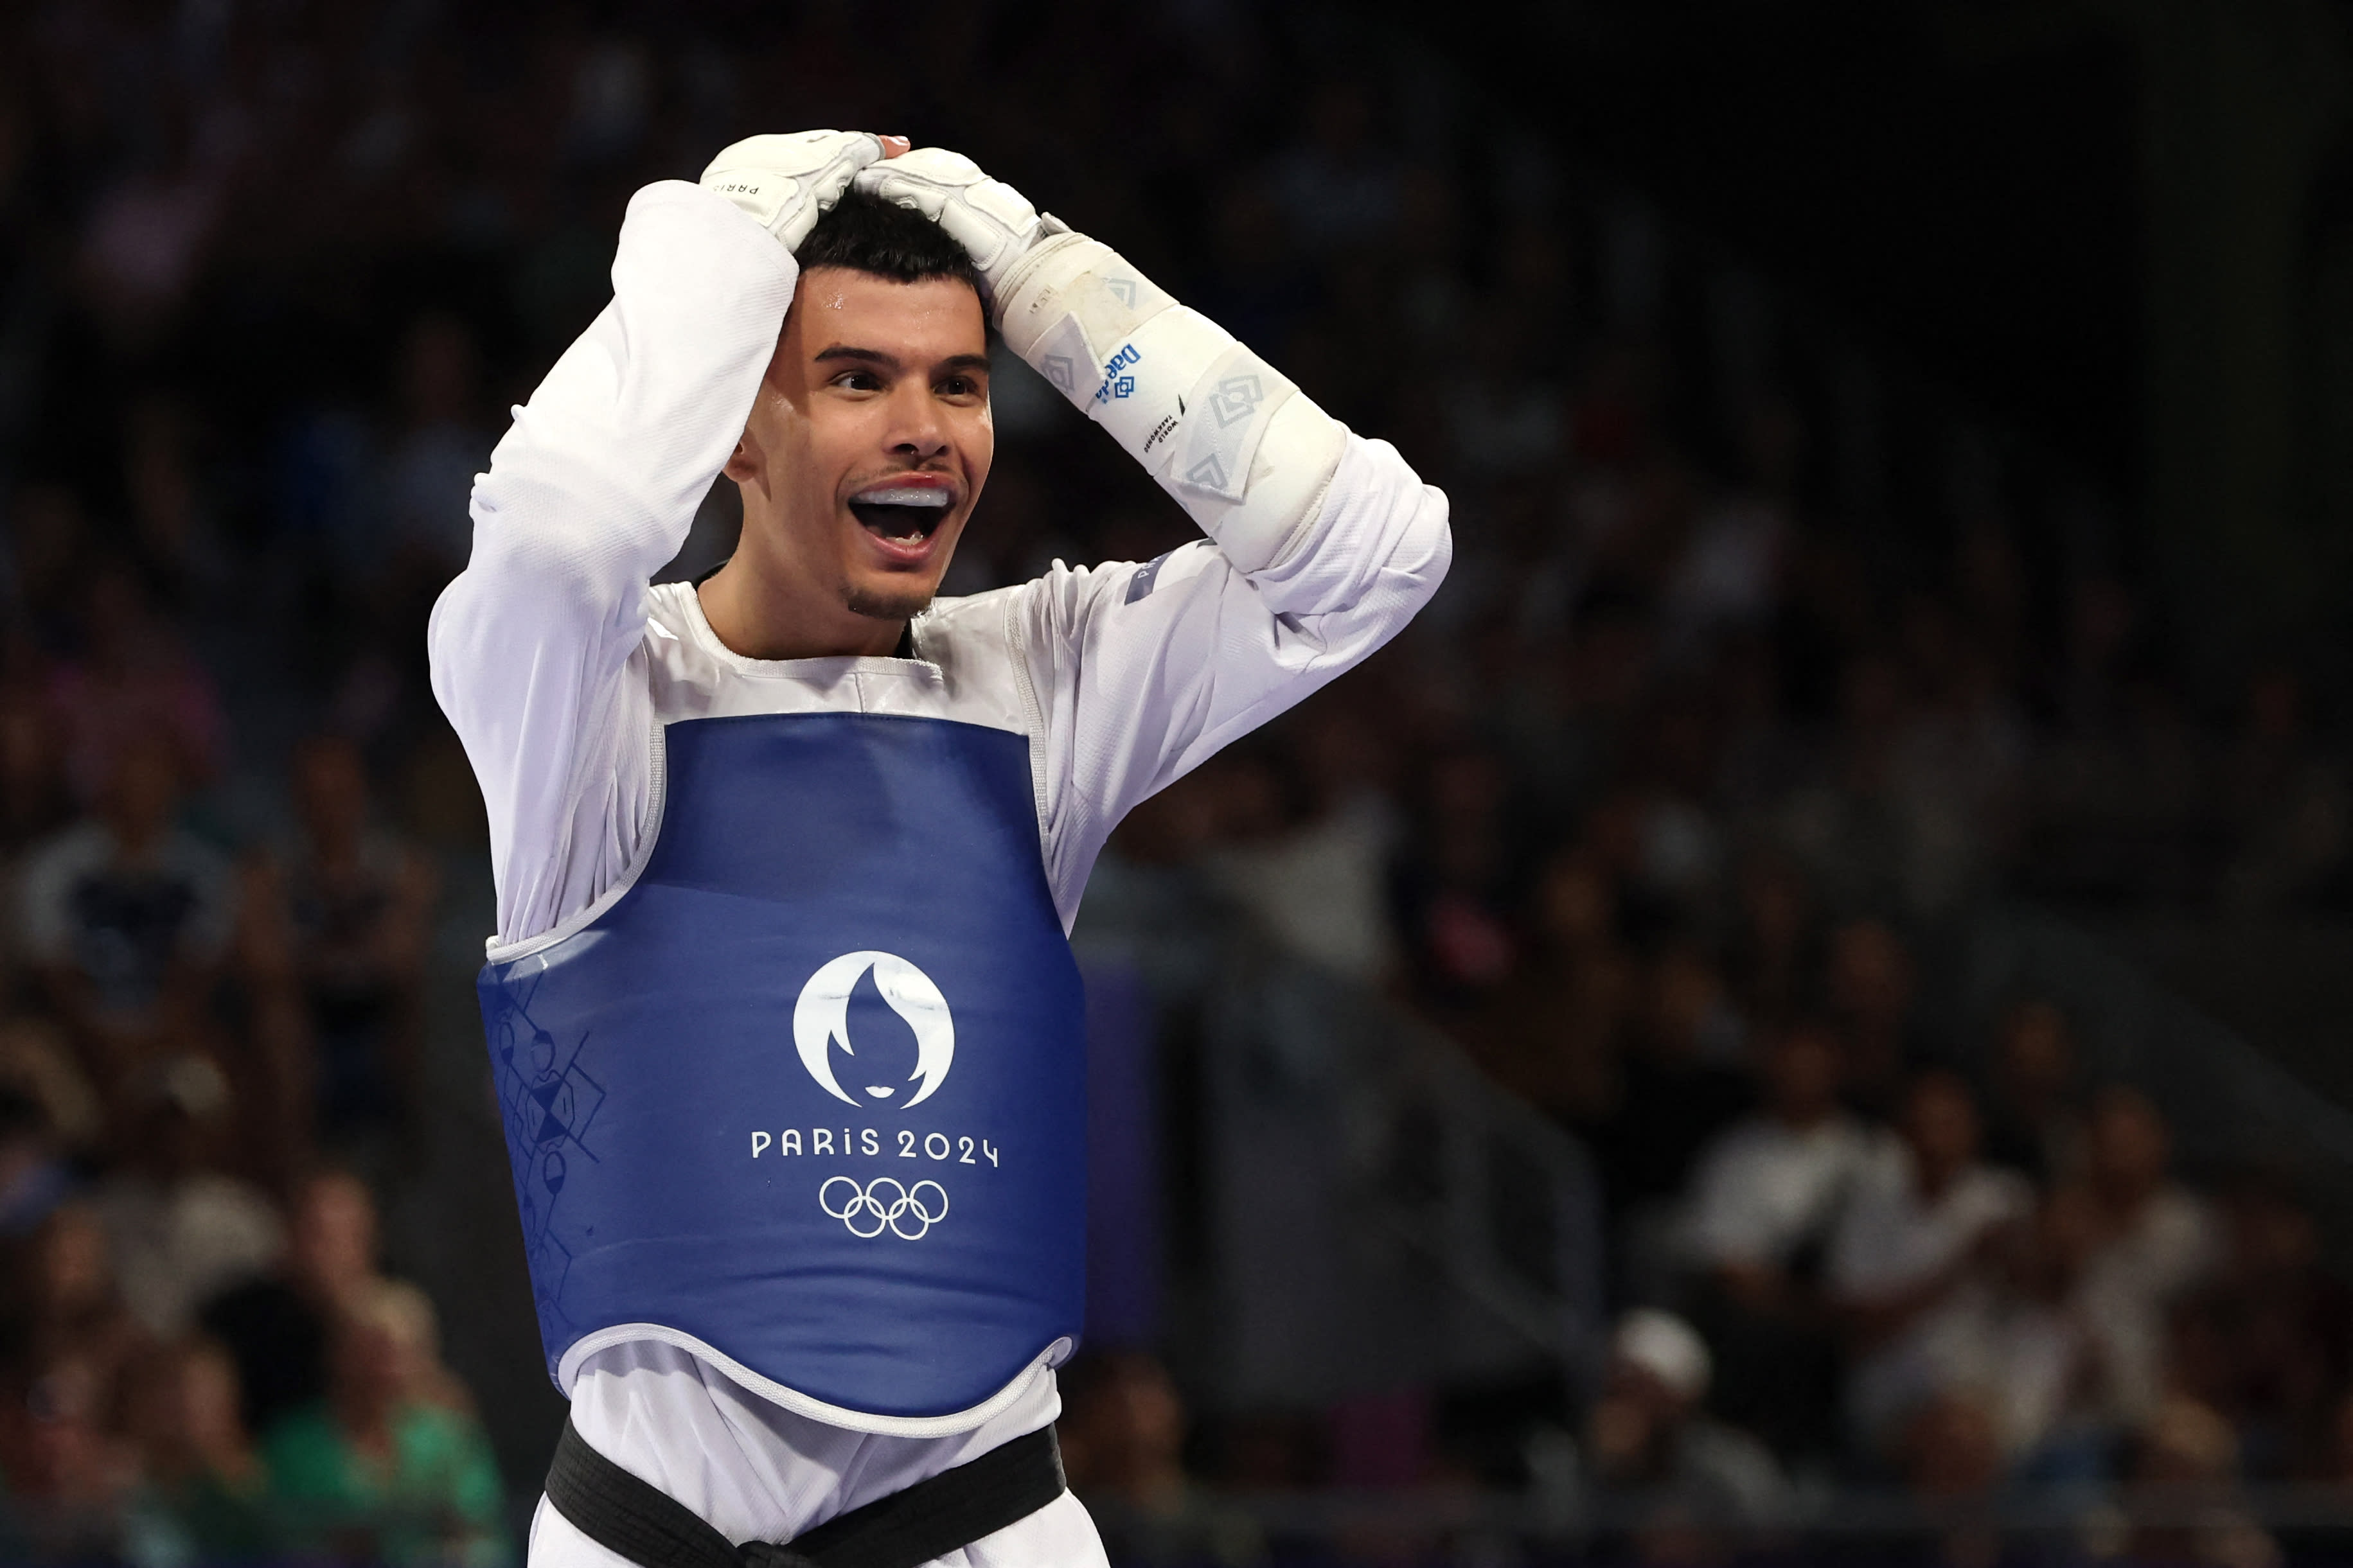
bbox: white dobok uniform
[429,181,1450,1567]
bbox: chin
[843,580,941,622]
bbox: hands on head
[700,132,1054,313]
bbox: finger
[878,135,911,159]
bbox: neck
[697,528,905,662]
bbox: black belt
[544,1417,1065,1568]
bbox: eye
[831,369,884,392]
[937,374,984,400]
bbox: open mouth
[848,485,953,545]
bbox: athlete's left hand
[853,148,1066,307]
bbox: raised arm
[858,151,1450,912]
[429,134,883,942]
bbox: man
[1578,1309,1786,1538]
[430,132,1449,1567]
[19,737,233,1100]
[201,1168,398,1439]
[1678,1022,1872,1459]
[1825,1069,2030,1452]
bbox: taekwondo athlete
[430,130,1452,1568]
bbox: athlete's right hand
[698,131,909,252]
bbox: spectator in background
[1981,999,2087,1186]
[1667,486,1788,666]
[10,1201,150,1386]
[1062,1352,1262,1566]
[360,1278,477,1416]
[0,1353,140,1559]
[75,133,228,345]
[1194,182,1318,364]
[18,737,234,1098]
[2325,1388,2353,1484]
[0,1086,71,1237]
[1396,745,1520,1006]
[2219,666,2349,917]
[1201,703,1401,987]
[1824,917,1917,1120]
[204,1167,398,1440]
[1582,941,1752,1302]
[2122,1397,2280,1568]
[1268,78,1400,252]
[1975,1184,2103,1476]
[43,568,224,804]
[1682,1023,1872,1294]
[123,392,228,605]
[0,669,70,855]
[263,1287,506,1567]
[378,312,493,590]
[92,1057,282,1339]
[0,1021,101,1238]
[2072,1088,2217,1429]
[1679,1023,1872,1458]
[1579,1308,1786,1531]
[1465,849,1638,1123]
[0,1020,102,1152]
[121,1337,273,1563]
[1894,1391,2005,1568]
[2167,1176,2353,1479]
[1779,652,1910,917]
[1885,601,2030,919]
[355,312,499,730]
[1726,851,1816,1029]
[1615,699,1732,932]
[4,485,92,656]
[242,736,437,1164]
[1827,1070,2032,1454]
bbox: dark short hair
[795,187,982,297]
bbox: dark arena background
[8,0,2353,1562]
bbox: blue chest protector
[475,713,1088,1420]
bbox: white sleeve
[428,181,797,944]
[1020,432,1450,915]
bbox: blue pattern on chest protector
[478,712,1088,1418]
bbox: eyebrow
[813,346,993,378]
[814,345,900,369]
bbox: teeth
[856,486,951,507]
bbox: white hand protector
[700,131,885,252]
[852,148,1065,294]
[864,152,1347,577]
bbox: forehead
[787,268,986,359]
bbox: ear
[725,325,797,488]
[723,435,756,484]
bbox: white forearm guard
[994,234,1347,575]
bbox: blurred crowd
[0,0,2349,1563]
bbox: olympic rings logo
[819,1176,949,1240]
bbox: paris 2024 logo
[791,949,954,1107]
[768,951,991,1241]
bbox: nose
[883,380,951,464]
